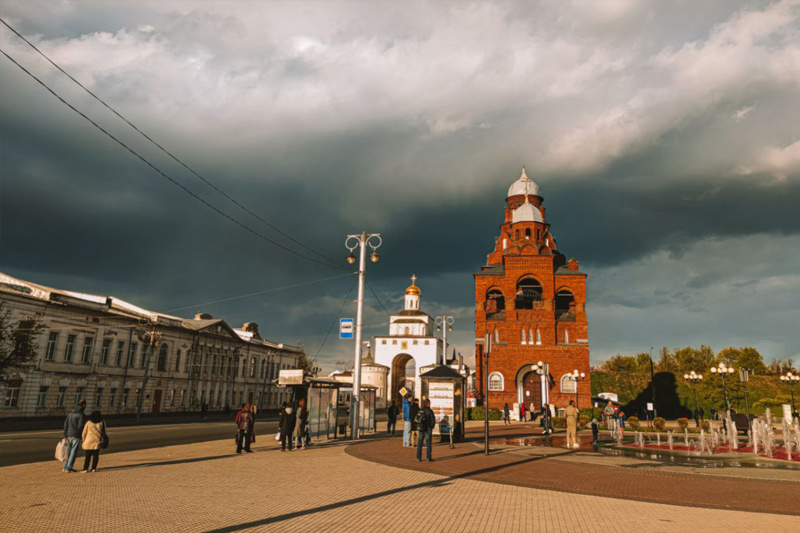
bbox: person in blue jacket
[402,394,412,447]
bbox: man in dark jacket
[415,399,436,462]
[278,403,295,452]
[409,398,421,448]
[387,400,398,436]
[62,400,86,473]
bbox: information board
[429,381,454,436]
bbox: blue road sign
[339,318,354,339]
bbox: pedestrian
[503,403,510,425]
[793,409,799,421]
[415,399,437,462]
[295,399,308,449]
[603,401,616,434]
[234,403,254,453]
[387,400,398,436]
[699,407,705,422]
[520,402,527,422]
[548,403,556,434]
[62,399,86,473]
[80,410,106,473]
[201,402,208,420]
[591,418,599,445]
[529,402,536,422]
[693,408,700,428]
[410,398,421,447]
[402,394,412,447]
[619,411,626,430]
[279,402,295,452]
[565,400,579,449]
[540,403,549,434]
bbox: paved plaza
[1,423,798,532]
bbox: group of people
[386,395,437,461]
[60,399,108,473]
[502,402,557,435]
[232,399,309,453]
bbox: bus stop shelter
[277,371,342,442]
[419,365,467,442]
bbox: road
[0,419,281,467]
[1,412,387,467]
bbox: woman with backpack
[80,410,107,473]
[234,403,254,453]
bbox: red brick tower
[474,168,590,414]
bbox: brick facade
[474,170,590,413]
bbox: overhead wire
[0,18,343,270]
[164,272,355,313]
[309,275,357,368]
[0,47,344,270]
[365,278,391,317]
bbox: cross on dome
[507,166,540,198]
[411,274,417,285]
[406,274,421,296]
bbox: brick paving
[1,431,798,532]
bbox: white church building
[373,276,444,404]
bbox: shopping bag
[55,438,68,462]
[274,432,281,441]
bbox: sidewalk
[1,431,798,532]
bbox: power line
[164,272,355,312]
[0,18,342,270]
[0,47,343,270]
[365,278,391,317]
[310,275,357,367]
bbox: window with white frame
[101,339,112,365]
[64,335,76,362]
[115,341,125,366]
[46,332,58,360]
[37,386,48,407]
[74,386,84,406]
[560,374,577,393]
[95,388,103,407]
[56,386,67,407]
[109,388,117,407]
[81,337,94,363]
[520,328,527,345]
[128,343,137,367]
[488,372,504,391]
[3,380,22,407]
[175,349,182,372]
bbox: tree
[295,352,319,376]
[0,305,44,383]
[717,347,767,374]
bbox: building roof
[475,265,505,276]
[0,271,303,353]
[420,365,466,379]
[395,309,430,318]
[555,266,587,276]
[507,167,540,198]
[512,199,544,223]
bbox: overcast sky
[1,0,799,372]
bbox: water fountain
[683,428,689,449]
[656,432,661,447]
[667,431,673,450]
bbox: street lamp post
[648,346,657,418]
[345,232,382,440]
[482,332,492,455]
[780,372,799,412]
[435,316,454,366]
[710,361,735,413]
[684,371,703,427]
[531,361,550,434]
[571,369,586,413]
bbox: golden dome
[405,274,421,296]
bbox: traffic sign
[339,318,354,339]
[399,387,408,397]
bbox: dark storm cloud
[2,0,800,367]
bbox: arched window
[525,228,531,240]
[156,344,168,372]
[485,288,505,319]
[488,372,504,391]
[556,289,575,320]
[502,238,508,250]
[249,357,256,378]
[564,329,570,344]
[535,328,541,345]
[561,374,577,393]
[520,328,527,345]
[494,328,500,343]
[515,277,543,309]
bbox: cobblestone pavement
[2,431,799,533]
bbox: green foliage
[717,347,767,374]
[752,394,794,412]
[653,417,666,431]
[469,406,503,421]
[0,306,45,383]
[578,415,590,428]
[677,417,689,429]
[627,416,641,430]
[701,420,711,432]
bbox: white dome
[507,167,540,197]
[512,201,543,223]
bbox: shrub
[469,406,503,421]
[701,420,711,432]
[653,417,666,431]
[551,416,566,428]
[677,417,689,430]
[627,416,640,430]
